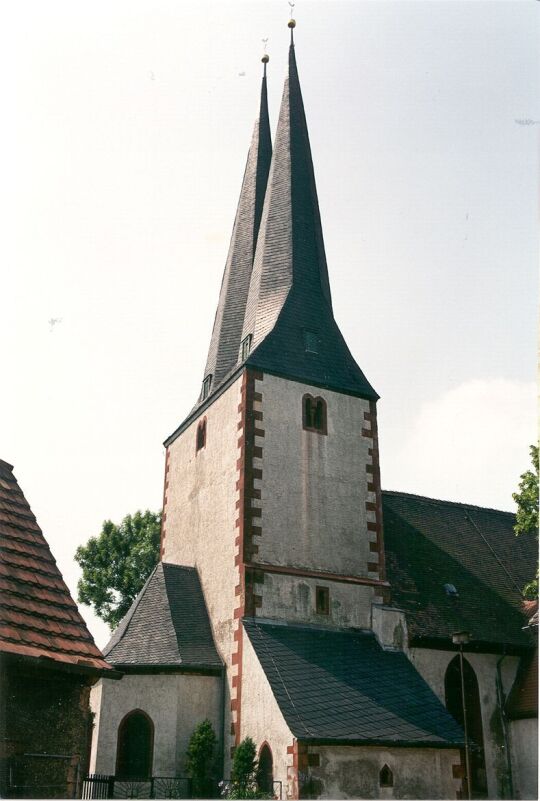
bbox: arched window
[445,656,487,797]
[257,743,273,795]
[116,710,154,779]
[196,419,206,452]
[379,764,393,788]
[303,395,327,435]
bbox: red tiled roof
[0,459,113,673]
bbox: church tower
[161,25,387,775]
[90,18,538,798]
[91,23,472,799]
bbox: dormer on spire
[201,58,272,397]
[240,29,378,400]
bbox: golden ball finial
[262,54,269,63]
[288,18,296,29]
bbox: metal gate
[82,774,192,799]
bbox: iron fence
[82,774,191,799]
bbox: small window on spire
[304,330,318,354]
[241,335,252,361]
[202,375,212,400]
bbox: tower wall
[162,375,242,671]
[162,368,388,764]
[244,372,387,626]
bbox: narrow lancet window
[303,394,327,434]
[196,419,207,452]
[379,765,393,788]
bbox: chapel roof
[382,490,536,651]
[0,458,112,675]
[104,562,222,671]
[243,617,464,747]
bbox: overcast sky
[1,1,538,648]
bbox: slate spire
[241,31,378,399]
[202,59,272,393]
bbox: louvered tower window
[303,329,318,353]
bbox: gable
[0,459,111,674]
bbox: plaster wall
[305,744,461,800]
[508,717,538,800]
[371,604,408,650]
[409,647,520,799]
[256,374,374,577]
[257,572,373,629]
[162,375,242,766]
[240,631,294,797]
[89,673,221,777]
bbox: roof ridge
[382,489,515,516]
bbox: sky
[1,1,538,648]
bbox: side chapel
[89,21,538,800]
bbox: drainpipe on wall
[496,653,514,799]
[219,667,226,781]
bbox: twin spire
[200,25,377,406]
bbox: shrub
[186,719,218,798]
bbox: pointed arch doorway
[257,743,273,795]
[445,656,487,798]
[116,709,154,779]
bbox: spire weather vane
[288,1,296,40]
[261,37,269,67]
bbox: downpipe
[496,653,514,799]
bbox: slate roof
[0,459,112,674]
[382,491,537,650]
[241,44,377,400]
[202,65,272,395]
[104,562,222,670]
[243,617,464,747]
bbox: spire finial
[288,1,296,44]
[261,38,269,75]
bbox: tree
[186,719,218,798]
[224,738,271,799]
[75,510,161,628]
[512,445,539,599]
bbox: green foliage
[186,719,218,798]
[75,510,161,628]
[231,737,257,790]
[513,445,539,599]
[224,738,271,799]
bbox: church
[88,20,537,801]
